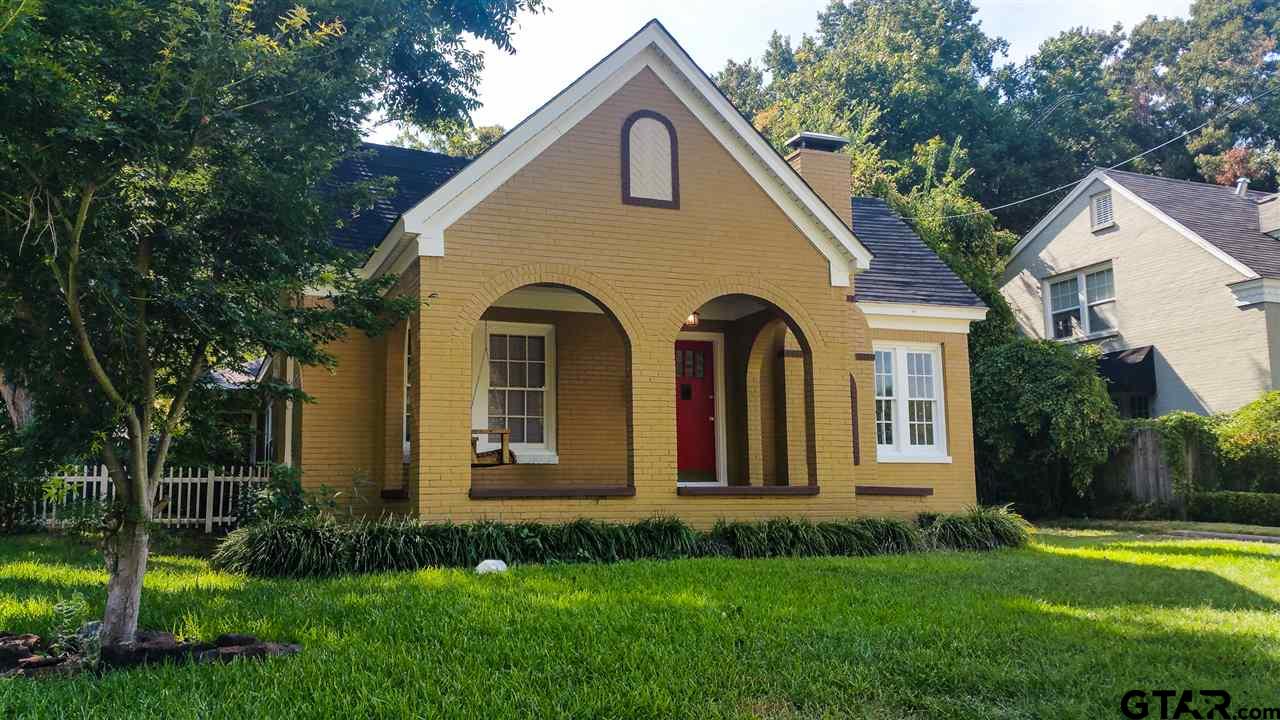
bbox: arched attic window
[621,110,679,209]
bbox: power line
[902,80,1279,221]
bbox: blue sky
[365,0,1191,143]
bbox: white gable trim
[857,301,987,334]
[1010,169,1258,280]
[366,20,872,287]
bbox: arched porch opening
[467,283,634,498]
[673,294,816,488]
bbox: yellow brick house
[266,20,987,526]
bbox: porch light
[684,312,700,328]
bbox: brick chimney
[785,132,852,228]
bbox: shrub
[212,509,1028,578]
[972,338,1127,516]
[1187,491,1280,527]
[1215,392,1280,493]
[923,504,1032,551]
[234,464,310,525]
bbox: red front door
[675,340,716,482]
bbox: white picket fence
[35,465,271,533]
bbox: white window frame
[872,342,950,463]
[1042,262,1118,342]
[402,323,413,465]
[471,321,558,464]
[1090,190,1114,230]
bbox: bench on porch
[471,428,515,468]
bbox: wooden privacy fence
[35,465,270,533]
[1096,427,1215,505]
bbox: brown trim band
[380,488,409,501]
[854,352,875,362]
[677,485,819,497]
[855,485,934,497]
[776,348,805,358]
[621,110,680,210]
[469,485,636,500]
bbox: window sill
[875,453,952,464]
[469,485,634,500]
[1058,330,1119,344]
[676,485,819,497]
[475,447,559,464]
[380,488,409,501]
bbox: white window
[1090,191,1114,230]
[402,323,413,464]
[873,344,948,462]
[622,110,678,208]
[471,321,557,463]
[1046,264,1117,340]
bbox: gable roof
[1102,169,1280,278]
[1011,167,1280,279]
[851,197,984,307]
[369,19,872,287]
[331,143,470,254]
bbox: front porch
[464,284,818,500]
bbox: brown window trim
[677,485,819,497]
[855,485,933,497]
[621,110,679,209]
[469,485,636,500]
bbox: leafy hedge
[1188,491,1280,527]
[211,506,1031,578]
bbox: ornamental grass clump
[922,505,1032,551]
[212,508,1028,578]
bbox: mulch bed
[1,630,300,679]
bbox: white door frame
[675,331,728,486]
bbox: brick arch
[661,275,827,350]
[452,264,644,346]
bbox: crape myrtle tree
[0,0,540,647]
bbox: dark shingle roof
[1102,169,1280,278]
[851,197,985,307]
[330,142,471,254]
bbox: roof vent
[784,132,849,154]
[1235,177,1250,196]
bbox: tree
[714,58,769,121]
[393,120,507,157]
[0,0,540,648]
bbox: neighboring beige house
[1001,168,1280,417]
[263,20,991,524]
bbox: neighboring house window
[621,110,679,209]
[1047,264,1117,340]
[471,321,557,463]
[402,323,413,464]
[873,344,948,461]
[1090,191,1114,230]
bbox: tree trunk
[100,519,149,646]
[0,370,34,431]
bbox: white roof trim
[365,20,872,287]
[1228,277,1280,307]
[857,301,987,335]
[1010,169,1259,280]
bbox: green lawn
[0,527,1277,719]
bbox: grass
[0,525,1277,719]
[1043,517,1280,539]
